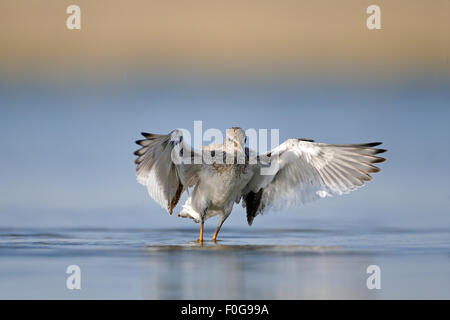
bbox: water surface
[0,226,449,299]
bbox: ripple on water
[145,243,342,253]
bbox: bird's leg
[198,221,204,243]
[212,216,227,243]
[212,224,222,243]
[197,204,209,244]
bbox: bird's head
[225,127,246,152]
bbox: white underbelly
[178,165,253,222]
[200,167,250,209]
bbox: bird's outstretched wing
[134,130,200,214]
[242,139,386,225]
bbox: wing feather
[134,130,200,214]
[243,139,386,224]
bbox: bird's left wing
[134,130,201,214]
[242,139,386,225]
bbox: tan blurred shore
[0,0,449,80]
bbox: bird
[134,127,386,243]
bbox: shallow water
[0,226,449,299]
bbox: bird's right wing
[134,130,201,214]
[242,139,386,225]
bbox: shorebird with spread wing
[134,127,386,243]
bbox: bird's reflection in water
[141,243,378,299]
